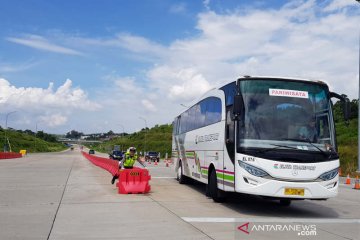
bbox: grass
[0,129,67,153]
[335,119,358,176]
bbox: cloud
[71,0,358,134]
[0,78,100,128]
[5,0,357,133]
[323,0,359,12]
[116,33,167,59]
[39,114,68,127]
[203,0,210,11]
[141,99,157,112]
[7,35,83,55]
[113,76,142,94]
[169,3,187,14]
[108,0,359,101]
[0,78,100,110]
[0,61,37,73]
[148,66,211,101]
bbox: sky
[0,0,359,134]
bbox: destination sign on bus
[269,88,309,99]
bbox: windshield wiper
[281,138,329,157]
[258,144,299,153]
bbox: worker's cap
[129,147,136,152]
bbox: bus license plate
[284,188,304,196]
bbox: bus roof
[236,75,328,86]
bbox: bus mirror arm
[330,92,351,124]
[233,95,244,121]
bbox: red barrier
[116,167,151,194]
[81,151,151,194]
[81,151,119,176]
[0,152,22,160]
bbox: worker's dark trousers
[111,166,133,184]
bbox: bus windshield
[237,79,335,155]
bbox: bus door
[223,106,236,191]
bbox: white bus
[172,76,350,205]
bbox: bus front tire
[177,161,186,184]
[209,170,226,203]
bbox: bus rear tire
[279,199,291,206]
[209,170,226,203]
[177,161,186,184]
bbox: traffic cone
[354,176,360,190]
[345,174,351,185]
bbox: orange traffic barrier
[345,174,351,185]
[354,176,360,190]
[116,167,151,194]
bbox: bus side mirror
[233,95,244,120]
[343,96,351,123]
[330,92,351,125]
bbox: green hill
[0,129,67,153]
[89,124,172,158]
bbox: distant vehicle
[109,150,123,160]
[88,149,95,154]
[145,151,160,162]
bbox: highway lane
[0,147,359,240]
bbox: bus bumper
[235,175,339,199]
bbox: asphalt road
[0,147,359,240]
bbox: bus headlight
[318,168,338,181]
[238,161,269,178]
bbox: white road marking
[182,217,360,223]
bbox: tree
[65,130,84,139]
[36,131,45,139]
[24,129,35,136]
[333,99,358,122]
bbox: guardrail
[0,152,23,160]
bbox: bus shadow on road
[184,179,339,219]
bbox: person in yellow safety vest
[111,146,146,184]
